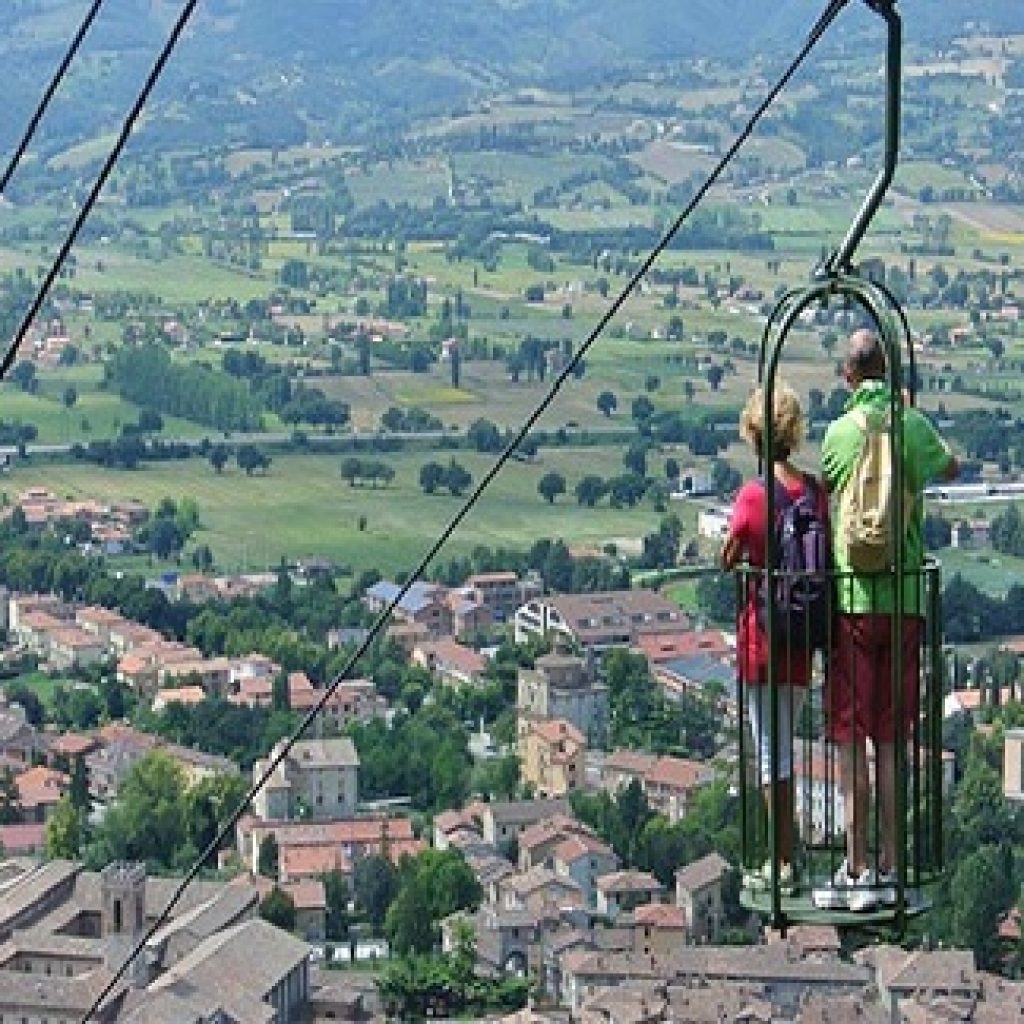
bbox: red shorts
[826,614,923,744]
[737,603,812,686]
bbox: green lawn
[8,447,667,576]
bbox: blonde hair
[739,381,805,460]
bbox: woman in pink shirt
[721,382,827,892]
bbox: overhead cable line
[0,0,200,385]
[82,0,850,1017]
[0,0,108,197]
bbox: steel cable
[0,0,108,197]
[0,0,200,384]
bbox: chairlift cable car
[736,0,945,934]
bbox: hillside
[0,0,1018,157]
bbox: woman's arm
[721,532,744,570]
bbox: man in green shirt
[815,329,957,912]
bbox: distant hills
[0,0,1019,156]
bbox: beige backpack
[838,408,911,572]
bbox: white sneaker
[812,860,852,910]
[848,868,881,912]
[876,870,897,907]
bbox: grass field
[8,447,673,576]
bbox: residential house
[595,871,664,920]
[364,580,452,638]
[48,626,107,670]
[631,903,688,955]
[152,685,207,712]
[117,640,204,696]
[1006,727,1024,802]
[675,852,730,944]
[0,700,37,764]
[280,844,348,884]
[286,674,388,731]
[601,749,713,823]
[520,719,586,798]
[443,905,541,979]
[480,798,571,850]
[514,590,689,653]
[518,815,596,872]
[252,737,360,822]
[517,651,608,746]
[552,834,619,907]
[446,590,493,638]
[240,816,422,876]
[75,605,125,646]
[642,756,714,823]
[498,866,585,915]
[107,619,163,655]
[412,638,488,688]
[0,821,47,857]
[230,652,281,693]
[432,806,484,851]
[465,571,542,622]
[158,656,233,697]
[86,725,161,801]
[14,764,69,822]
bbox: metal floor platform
[740,885,932,927]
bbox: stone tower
[101,862,148,985]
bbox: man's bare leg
[840,740,869,874]
[876,741,897,874]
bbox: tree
[149,517,183,559]
[445,460,472,496]
[85,751,187,868]
[419,461,445,495]
[10,361,37,393]
[259,833,280,878]
[45,797,83,858]
[260,886,296,931]
[467,418,502,453]
[184,774,250,865]
[537,472,566,505]
[323,869,351,941]
[62,386,78,411]
[209,444,229,473]
[623,442,648,478]
[706,365,724,391]
[0,769,22,824]
[631,395,655,424]
[596,391,618,418]
[69,756,90,812]
[950,845,1013,970]
[450,345,461,388]
[341,457,362,486]
[353,854,398,930]
[237,445,271,475]
[575,475,607,507]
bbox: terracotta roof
[645,755,709,792]
[530,718,586,748]
[518,814,591,852]
[553,833,615,864]
[15,764,68,808]
[633,903,685,928]
[47,732,99,758]
[603,749,659,777]
[675,852,731,892]
[596,870,663,895]
[635,630,730,662]
[0,821,46,853]
[153,686,207,707]
[283,879,326,911]
[281,844,348,879]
